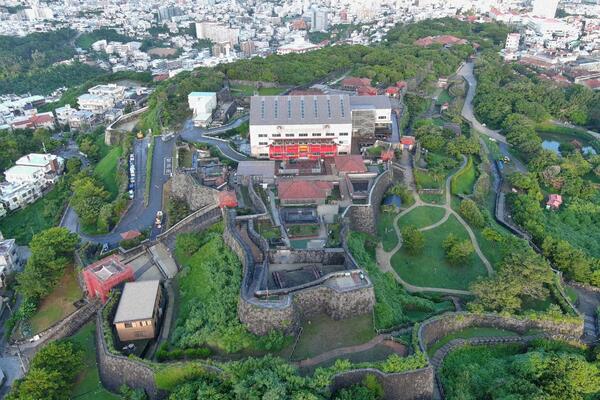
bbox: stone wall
[418,312,584,353]
[346,167,399,235]
[331,367,434,400]
[169,172,219,211]
[268,248,346,265]
[95,312,161,399]
[293,283,375,320]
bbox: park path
[376,156,493,296]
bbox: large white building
[188,92,217,127]
[532,0,559,19]
[195,22,240,45]
[78,94,115,114]
[0,232,21,288]
[249,94,353,159]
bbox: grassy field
[427,327,519,356]
[287,224,320,238]
[291,313,374,361]
[257,221,280,239]
[397,206,446,230]
[94,145,122,200]
[0,181,70,245]
[29,267,82,334]
[451,157,476,195]
[414,168,442,189]
[391,215,488,290]
[230,84,286,97]
[69,322,120,400]
[377,210,399,251]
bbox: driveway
[180,117,249,162]
[61,135,175,245]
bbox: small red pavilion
[82,254,134,303]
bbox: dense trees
[17,227,79,301]
[401,225,425,255]
[0,128,61,170]
[470,242,553,313]
[458,199,484,228]
[7,341,84,400]
[440,341,600,400]
[474,53,600,130]
[70,175,111,227]
[443,234,474,265]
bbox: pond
[542,140,597,156]
[382,194,402,209]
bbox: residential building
[188,92,217,127]
[349,95,393,146]
[0,181,42,211]
[505,33,521,52]
[0,232,21,287]
[195,21,239,45]
[83,255,135,303]
[16,153,63,176]
[78,94,115,114]
[546,194,563,210]
[277,179,333,205]
[113,280,162,341]
[310,6,329,32]
[10,112,55,130]
[54,104,77,126]
[249,94,353,159]
[88,84,126,102]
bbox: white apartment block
[54,104,77,126]
[505,33,521,52]
[195,22,240,45]
[88,84,126,102]
[532,0,559,19]
[0,233,21,287]
[0,181,42,211]
[188,92,217,127]
[78,94,115,114]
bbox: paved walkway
[376,155,493,296]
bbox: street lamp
[2,297,27,373]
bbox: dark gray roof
[113,280,160,323]
[349,95,392,110]
[236,161,276,178]
[250,95,351,126]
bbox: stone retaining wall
[418,312,584,354]
[95,312,161,399]
[331,367,434,400]
[268,248,346,265]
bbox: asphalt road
[179,116,249,162]
[61,135,175,245]
[458,61,527,173]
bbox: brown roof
[333,155,367,173]
[120,230,141,240]
[278,179,332,200]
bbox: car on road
[155,211,163,229]
[128,190,134,199]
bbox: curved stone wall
[331,367,434,400]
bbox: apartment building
[0,233,21,287]
[188,92,217,127]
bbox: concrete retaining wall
[331,367,434,400]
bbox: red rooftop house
[385,87,400,98]
[400,136,416,150]
[82,255,134,303]
[341,77,372,90]
[219,190,238,208]
[356,86,378,96]
[277,179,333,206]
[333,155,367,175]
[546,194,563,210]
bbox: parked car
[128,190,134,199]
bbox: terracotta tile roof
[219,191,238,208]
[278,179,332,200]
[333,155,367,173]
[341,77,372,88]
[120,230,141,240]
[401,136,416,145]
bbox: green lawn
[94,145,122,200]
[291,313,375,361]
[414,168,442,190]
[427,327,519,357]
[287,224,320,238]
[397,206,446,230]
[257,221,280,239]
[435,90,453,106]
[451,157,476,195]
[69,322,120,400]
[377,211,399,251]
[0,180,70,245]
[391,215,488,290]
[29,267,83,334]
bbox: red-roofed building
[341,77,372,90]
[546,194,563,210]
[10,112,55,130]
[381,149,395,161]
[291,19,307,30]
[333,155,367,174]
[357,86,377,96]
[385,87,400,98]
[396,81,407,89]
[153,73,169,82]
[400,136,416,150]
[219,190,238,208]
[82,255,134,303]
[277,179,333,205]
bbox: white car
[128,190,134,199]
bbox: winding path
[376,155,493,296]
